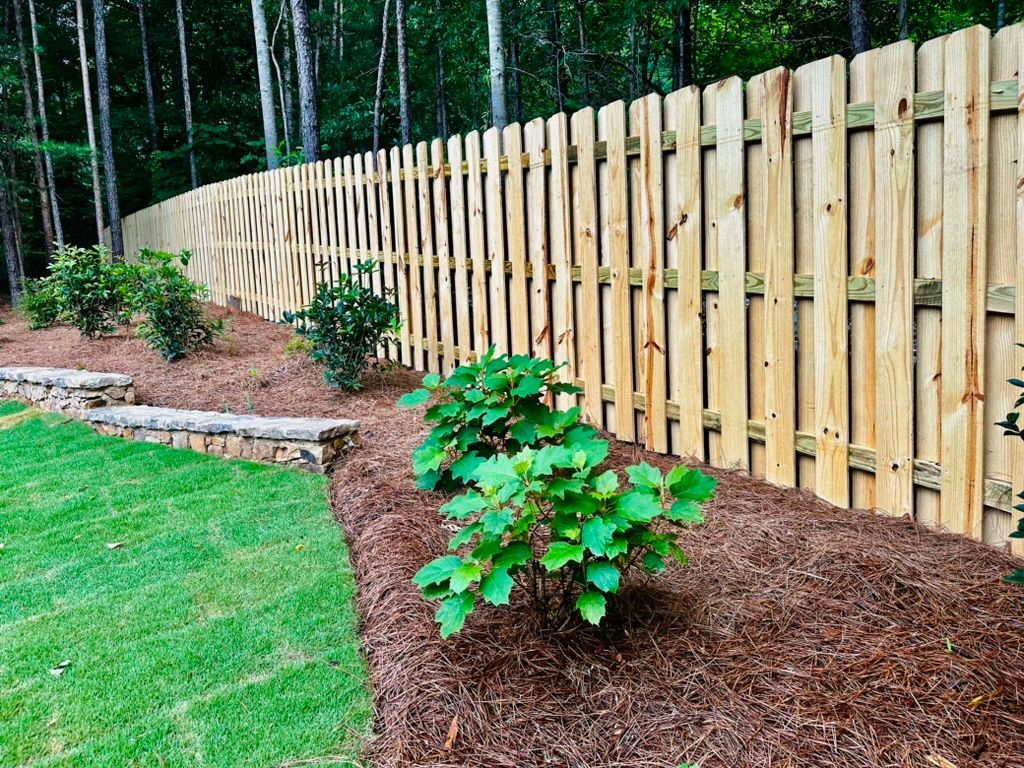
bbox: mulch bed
[4,306,1024,768]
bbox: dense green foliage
[398,348,590,490]
[48,244,133,338]
[996,344,1024,586]
[132,249,221,360]
[17,277,62,330]
[405,356,717,637]
[1,1,1019,285]
[283,260,400,389]
[0,402,371,766]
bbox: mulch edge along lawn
[0,402,372,768]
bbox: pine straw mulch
[3,306,1024,767]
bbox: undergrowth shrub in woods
[282,261,400,390]
[996,345,1024,586]
[49,245,133,338]
[414,440,716,637]
[397,348,591,490]
[18,278,62,330]
[131,249,221,361]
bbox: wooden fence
[120,24,1024,552]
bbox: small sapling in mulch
[996,342,1024,586]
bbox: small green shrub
[283,334,315,357]
[413,438,716,637]
[997,345,1024,586]
[397,347,590,491]
[18,277,63,330]
[131,249,221,361]
[282,260,400,390]
[49,245,134,338]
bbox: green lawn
[0,402,371,767]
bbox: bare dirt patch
[5,307,1023,767]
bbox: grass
[0,402,372,767]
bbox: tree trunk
[271,0,294,157]
[137,0,160,153]
[395,0,411,144]
[671,1,694,89]
[0,175,24,306]
[334,0,344,62]
[12,0,55,257]
[290,0,321,162]
[434,0,448,138]
[372,0,393,156]
[848,0,871,55]
[484,0,507,129]
[75,0,105,243]
[314,0,324,83]
[509,39,523,123]
[175,0,199,188]
[574,0,590,105]
[251,0,281,169]
[26,0,63,247]
[996,0,1005,29]
[546,0,566,113]
[93,0,123,258]
[897,0,908,39]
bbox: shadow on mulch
[4,306,1024,767]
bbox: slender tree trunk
[12,0,55,257]
[75,0,105,243]
[0,176,24,306]
[137,0,160,152]
[897,0,908,39]
[434,0,448,138]
[290,0,321,161]
[509,39,523,123]
[314,0,324,82]
[372,0,393,157]
[175,0,199,188]
[395,0,411,144]
[995,0,1005,29]
[574,0,590,105]
[271,1,294,157]
[627,21,639,100]
[93,0,123,258]
[251,0,281,169]
[26,0,63,247]
[484,0,507,129]
[848,0,871,55]
[546,0,566,113]
[334,0,344,61]
[671,1,694,89]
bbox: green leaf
[642,551,666,572]
[667,500,704,524]
[509,420,538,445]
[449,562,483,593]
[616,489,663,522]
[413,555,464,587]
[436,592,476,638]
[533,445,572,476]
[450,451,487,484]
[540,542,585,570]
[474,453,520,489]
[582,516,617,555]
[586,561,621,592]
[511,375,544,398]
[412,443,446,476]
[440,492,491,519]
[482,406,512,426]
[668,467,718,503]
[1004,568,1024,586]
[626,462,663,489]
[423,373,442,388]
[494,542,533,569]
[480,508,514,535]
[448,522,482,550]
[397,388,432,408]
[576,590,607,625]
[592,470,619,496]
[480,567,515,605]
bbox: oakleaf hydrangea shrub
[397,347,592,490]
[49,245,134,338]
[996,342,1024,586]
[283,260,400,390]
[18,277,63,330]
[131,249,222,361]
[414,439,716,637]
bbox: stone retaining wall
[0,367,135,415]
[85,406,359,474]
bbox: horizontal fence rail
[119,24,1023,552]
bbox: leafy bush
[283,334,315,357]
[997,345,1024,586]
[397,347,590,490]
[282,260,400,390]
[18,277,63,330]
[131,249,221,361]
[48,245,134,338]
[413,437,716,637]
